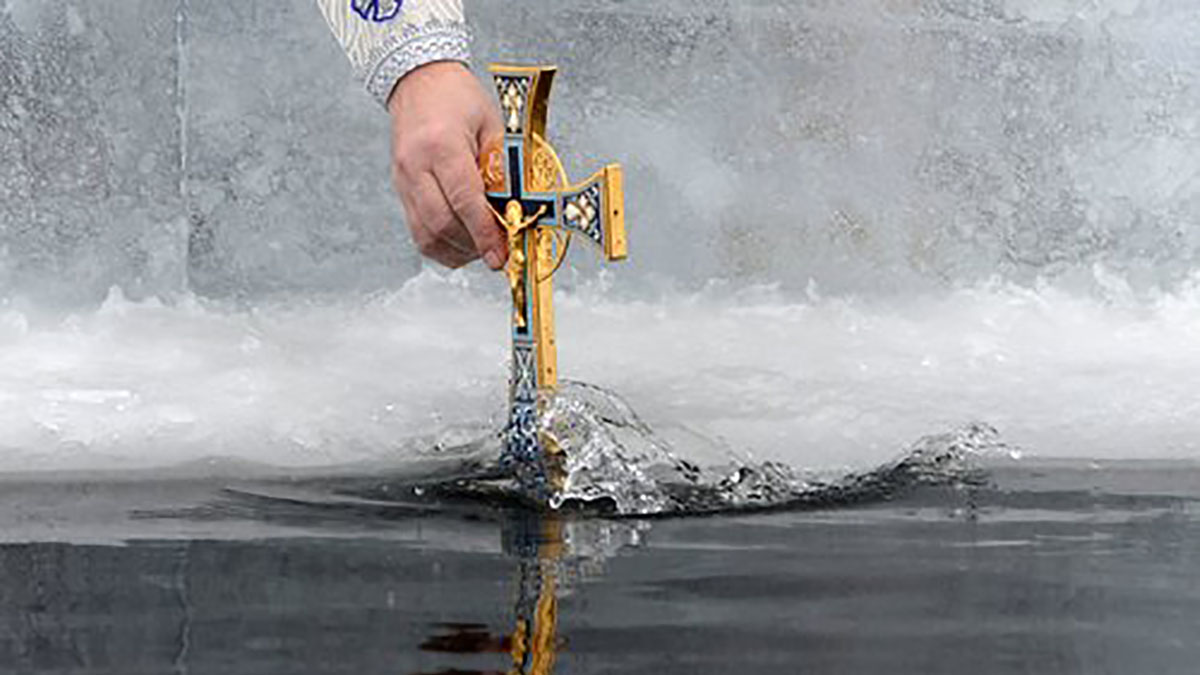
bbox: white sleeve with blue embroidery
[317,0,470,108]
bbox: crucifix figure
[480,64,628,501]
[488,200,548,330]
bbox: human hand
[387,61,506,270]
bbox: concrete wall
[2,0,1199,305]
[0,0,187,305]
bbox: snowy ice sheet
[0,268,1197,474]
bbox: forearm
[316,0,471,107]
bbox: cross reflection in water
[415,511,645,675]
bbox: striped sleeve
[316,0,471,108]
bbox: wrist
[387,61,471,116]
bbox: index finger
[433,141,506,270]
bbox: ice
[0,271,1192,477]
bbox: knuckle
[392,153,416,180]
[395,137,434,167]
[410,125,451,158]
[422,120,452,143]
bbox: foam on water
[0,266,1198,479]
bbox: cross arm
[557,165,627,263]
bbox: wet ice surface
[3,461,1200,674]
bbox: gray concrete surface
[2,1,1199,305]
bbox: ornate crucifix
[480,64,628,500]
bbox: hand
[387,61,506,270]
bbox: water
[3,461,1200,674]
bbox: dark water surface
[2,461,1199,674]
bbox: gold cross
[480,64,627,497]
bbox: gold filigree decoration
[479,141,506,193]
[528,146,559,193]
[528,133,567,193]
[536,228,571,284]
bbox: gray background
[2,0,1198,306]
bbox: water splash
[510,381,1001,517]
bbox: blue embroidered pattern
[352,0,404,23]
